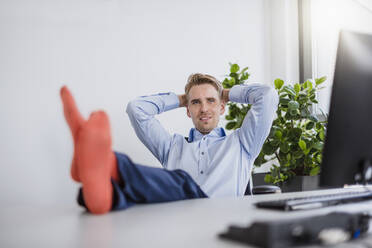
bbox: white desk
[1,188,372,248]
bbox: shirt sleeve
[126,92,180,166]
[229,83,279,160]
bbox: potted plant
[222,63,327,192]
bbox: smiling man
[127,73,278,197]
[61,73,278,214]
[186,82,224,134]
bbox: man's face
[186,84,225,134]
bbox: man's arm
[126,93,181,166]
[229,84,278,160]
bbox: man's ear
[187,107,191,118]
[220,101,226,115]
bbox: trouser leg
[78,152,207,211]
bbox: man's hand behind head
[178,94,187,108]
[222,89,230,104]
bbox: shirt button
[201,171,204,174]
[203,137,206,140]
[201,152,204,155]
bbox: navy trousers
[78,152,208,211]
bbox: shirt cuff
[159,92,180,112]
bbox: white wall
[311,0,372,113]
[0,0,278,206]
[264,0,299,84]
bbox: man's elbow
[268,87,279,104]
[257,86,279,112]
[260,85,278,102]
[126,99,151,123]
[126,100,140,118]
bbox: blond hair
[185,73,223,98]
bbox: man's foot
[60,86,85,182]
[77,111,117,214]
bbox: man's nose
[200,102,208,112]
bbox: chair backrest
[246,173,281,195]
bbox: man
[61,73,278,215]
[127,73,279,196]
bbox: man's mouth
[199,116,211,121]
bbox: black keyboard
[255,190,372,211]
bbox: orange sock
[60,86,119,183]
[77,111,118,214]
[60,86,85,182]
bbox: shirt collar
[187,127,226,142]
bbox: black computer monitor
[320,30,372,188]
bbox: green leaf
[279,98,290,106]
[230,64,240,73]
[304,156,312,166]
[274,130,282,139]
[298,98,307,105]
[316,122,323,130]
[229,72,238,78]
[274,79,284,90]
[316,154,322,163]
[280,142,290,153]
[288,100,299,110]
[225,122,236,130]
[254,152,267,166]
[290,109,298,116]
[293,150,304,159]
[299,92,308,97]
[222,78,228,87]
[301,108,310,117]
[315,76,326,86]
[262,142,277,155]
[282,86,296,97]
[241,73,250,81]
[241,67,249,73]
[312,141,324,150]
[289,128,302,141]
[306,121,314,130]
[319,130,325,141]
[264,174,274,183]
[304,80,313,90]
[309,115,318,122]
[298,139,307,151]
[307,81,313,91]
[294,83,301,94]
[310,166,320,176]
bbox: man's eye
[192,101,199,104]
[208,99,215,103]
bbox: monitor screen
[320,30,372,188]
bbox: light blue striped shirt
[126,83,278,197]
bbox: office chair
[245,176,281,195]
